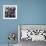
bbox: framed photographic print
[3,5,17,19]
[18,24,46,42]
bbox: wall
[20,0,46,24]
[0,0,22,44]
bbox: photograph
[18,25,46,46]
[3,5,17,19]
[18,25,46,41]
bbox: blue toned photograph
[0,0,46,46]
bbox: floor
[0,41,46,46]
[0,44,18,46]
[19,40,46,46]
